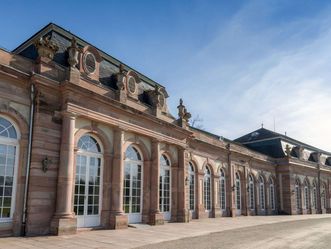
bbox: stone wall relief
[34,35,59,60]
[160,143,178,165]
[145,85,169,116]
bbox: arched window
[295,180,301,210]
[188,162,195,211]
[312,182,317,209]
[159,154,171,218]
[204,166,211,211]
[74,135,103,227]
[0,117,19,221]
[235,173,241,210]
[321,183,326,209]
[124,145,143,223]
[269,178,275,210]
[248,175,254,210]
[219,169,226,210]
[304,180,309,210]
[259,176,265,210]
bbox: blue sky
[1,0,331,151]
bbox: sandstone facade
[0,23,330,237]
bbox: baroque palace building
[0,23,330,237]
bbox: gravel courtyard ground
[136,217,331,249]
[1,215,331,249]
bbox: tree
[190,114,204,130]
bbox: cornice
[66,102,187,147]
[60,80,192,137]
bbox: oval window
[128,77,136,94]
[83,52,96,74]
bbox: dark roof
[190,126,221,140]
[235,128,282,143]
[235,128,331,156]
[12,22,165,91]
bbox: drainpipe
[22,82,35,236]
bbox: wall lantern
[42,156,52,173]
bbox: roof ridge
[237,127,331,155]
[12,22,164,89]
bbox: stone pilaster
[213,175,221,218]
[149,140,164,225]
[50,112,77,235]
[197,170,207,219]
[176,148,189,222]
[109,128,128,229]
[101,152,113,228]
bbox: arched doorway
[123,145,143,223]
[235,173,241,215]
[269,178,275,211]
[295,179,301,212]
[219,169,226,211]
[203,166,211,213]
[0,116,19,222]
[159,154,171,221]
[74,134,103,228]
[303,180,309,210]
[188,162,195,214]
[248,175,255,210]
[259,176,265,211]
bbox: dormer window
[127,76,136,94]
[83,52,96,74]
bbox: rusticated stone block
[109,213,128,229]
[149,212,164,225]
[50,217,77,236]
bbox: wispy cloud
[166,1,331,151]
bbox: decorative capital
[34,36,59,59]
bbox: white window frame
[0,116,20,223]
[159,154,171,213]
[204,166,211,211]
[123,145,144,218]
[74,135,104,227]
[188,162,195,211]
[235,173,241,210]
[219,169,226,211]
[304,184,309,210]
[312,183,317,209]
[295,180,301,210]
[249,175,254,210]
[259,176,265,210]
[321,184,326,209]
